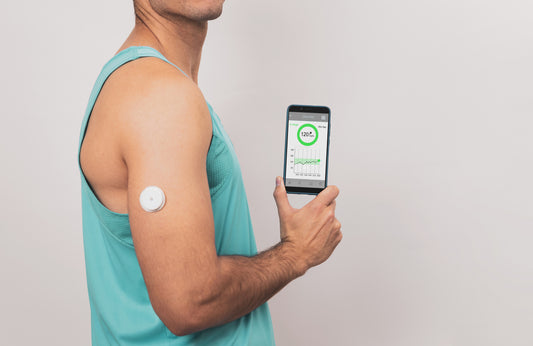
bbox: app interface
[285,111,329,189]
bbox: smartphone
[283,104,331,194]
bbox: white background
[1,0,532,345]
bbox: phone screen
[284,105,330,194]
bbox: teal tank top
[77,46,275,345]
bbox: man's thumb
[273,176,291,216]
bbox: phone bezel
[283,104,331,195]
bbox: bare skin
[80,0,342,336]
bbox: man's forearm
[180,241,306,334]
[165,182,341,337]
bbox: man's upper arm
[112,59,217,331]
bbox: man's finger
[273,176,291,217]
[313,185,340,207]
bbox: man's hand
[273,176,343,275]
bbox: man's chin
[187,3,224,22]
[201,7,224,21]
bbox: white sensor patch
[140,186,166,212]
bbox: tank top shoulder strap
[78,46,189,149]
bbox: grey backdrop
[1,0,532,345]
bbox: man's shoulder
[102,56,204,110]
[101,56,210,133]
[94,55,212,161]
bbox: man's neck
[121,14,208,84]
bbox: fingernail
[276,177,281,186]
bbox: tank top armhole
[78,46,214,220]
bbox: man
[78,0,342,344]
